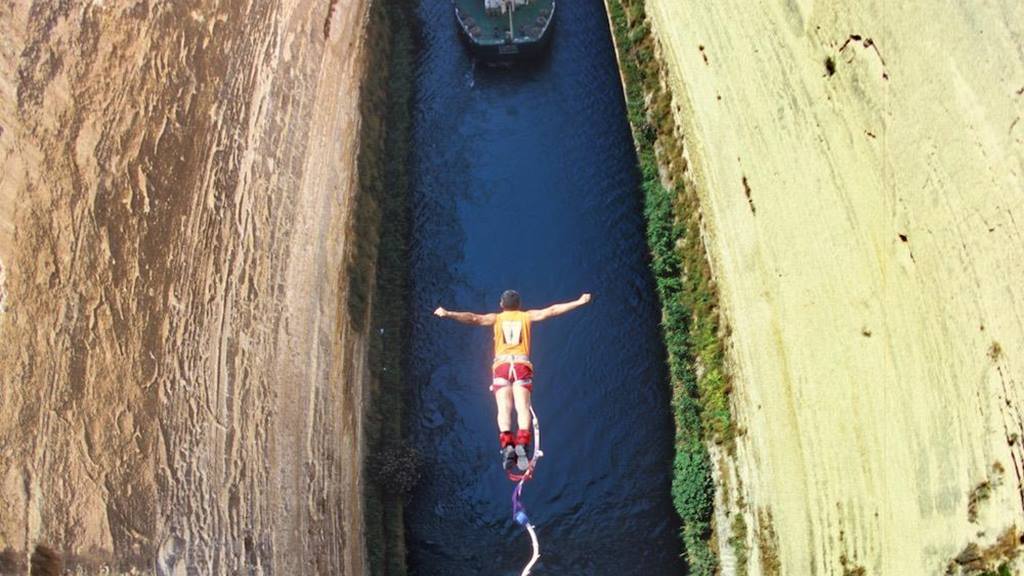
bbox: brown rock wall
[0,1,373,573]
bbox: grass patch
[979,563,1013,576]
[948,528,1022,575]
[605,0,734,573]
[357,0,418,574]
[967,480,993,524]
[730,513,749,576]
[757,509,782,576]
[840,554,867,576]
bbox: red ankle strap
[516,429,532,446]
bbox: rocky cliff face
[644,1,1024,574]
[0,1,373,573]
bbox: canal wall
[612,0,1024,575]
[358,1,416,575]
[0,1,405,573]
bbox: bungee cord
[509,407,543,575]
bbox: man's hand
[434,306,448,318]
[578,293,592,305]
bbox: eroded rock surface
[0,1,372,573]
[645,1,1024,574]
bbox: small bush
[370,443,422,498]
[730,514,749,576]
[989,341,1003,361]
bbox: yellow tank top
[493,310,531,358]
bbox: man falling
[434,290,591,471]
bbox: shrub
[607,0,734,573]
[370,442,422,498]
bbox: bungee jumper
[434,290,591,471]
[434,290,591,574]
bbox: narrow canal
[404,0,685,573]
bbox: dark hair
[500,290,521,310]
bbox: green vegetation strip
[356,1,417,574]
[605,1,734,574]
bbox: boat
[454,0,555,60]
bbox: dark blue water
[405,1,685,574]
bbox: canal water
[404,0,685,574]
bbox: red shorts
[491,362,533,392]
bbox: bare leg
[513,386,532,431]
[511,386,533,470]
[495,386,514,432]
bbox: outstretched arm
[434,307,497,326]
[527,293,592,322]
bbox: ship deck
[455,0,553,45]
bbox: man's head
[500,290,521,311]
